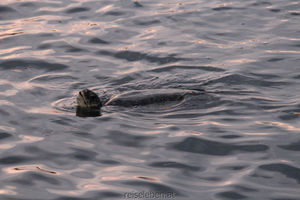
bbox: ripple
[51,97,76,115]
[19,2,36,8]
[55,191,122,200]
[121,180,182,196]
[149,65,225,73]
[251,2,272,7]
[0,60,69,72]
[29,73,78,83]
[133,19,161,26]
[205,73,288,87]
[106,130,154,147]
[96,50,184,64]
[169,137,269,155]
[59,45,87,53]
[87,37,110,45]
[0,6,16,13]
[217,191,247,199]
[11,172,60,186]
[0,32,23,39]
[104,10,125,16]
[148,161,201,171]
[278,140,300,151]
[0,156,30,165]
[259,163,300,184]
[267,57,285,62]
[0,132,12,140]
[4,165,57,176]
[134,2,143,8]
[70,148,98,161]
[65,7,90,14]
[212,7,234,11]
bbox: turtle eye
[79,91,84,98]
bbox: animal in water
[76,88,204,117]
[77,89,102,109]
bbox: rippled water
[1,0,300,199]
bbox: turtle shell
[105,89,199,107]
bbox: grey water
[0,0,300,199]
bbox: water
[1,0,300,199]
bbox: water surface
[1,0,300,199]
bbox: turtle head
[77,89,102,109]
[76,89,102,117]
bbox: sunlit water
[1,0,300,199]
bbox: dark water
[1,0,300,199]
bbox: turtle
[76,88,204,117]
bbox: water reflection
[4,165,57,175]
